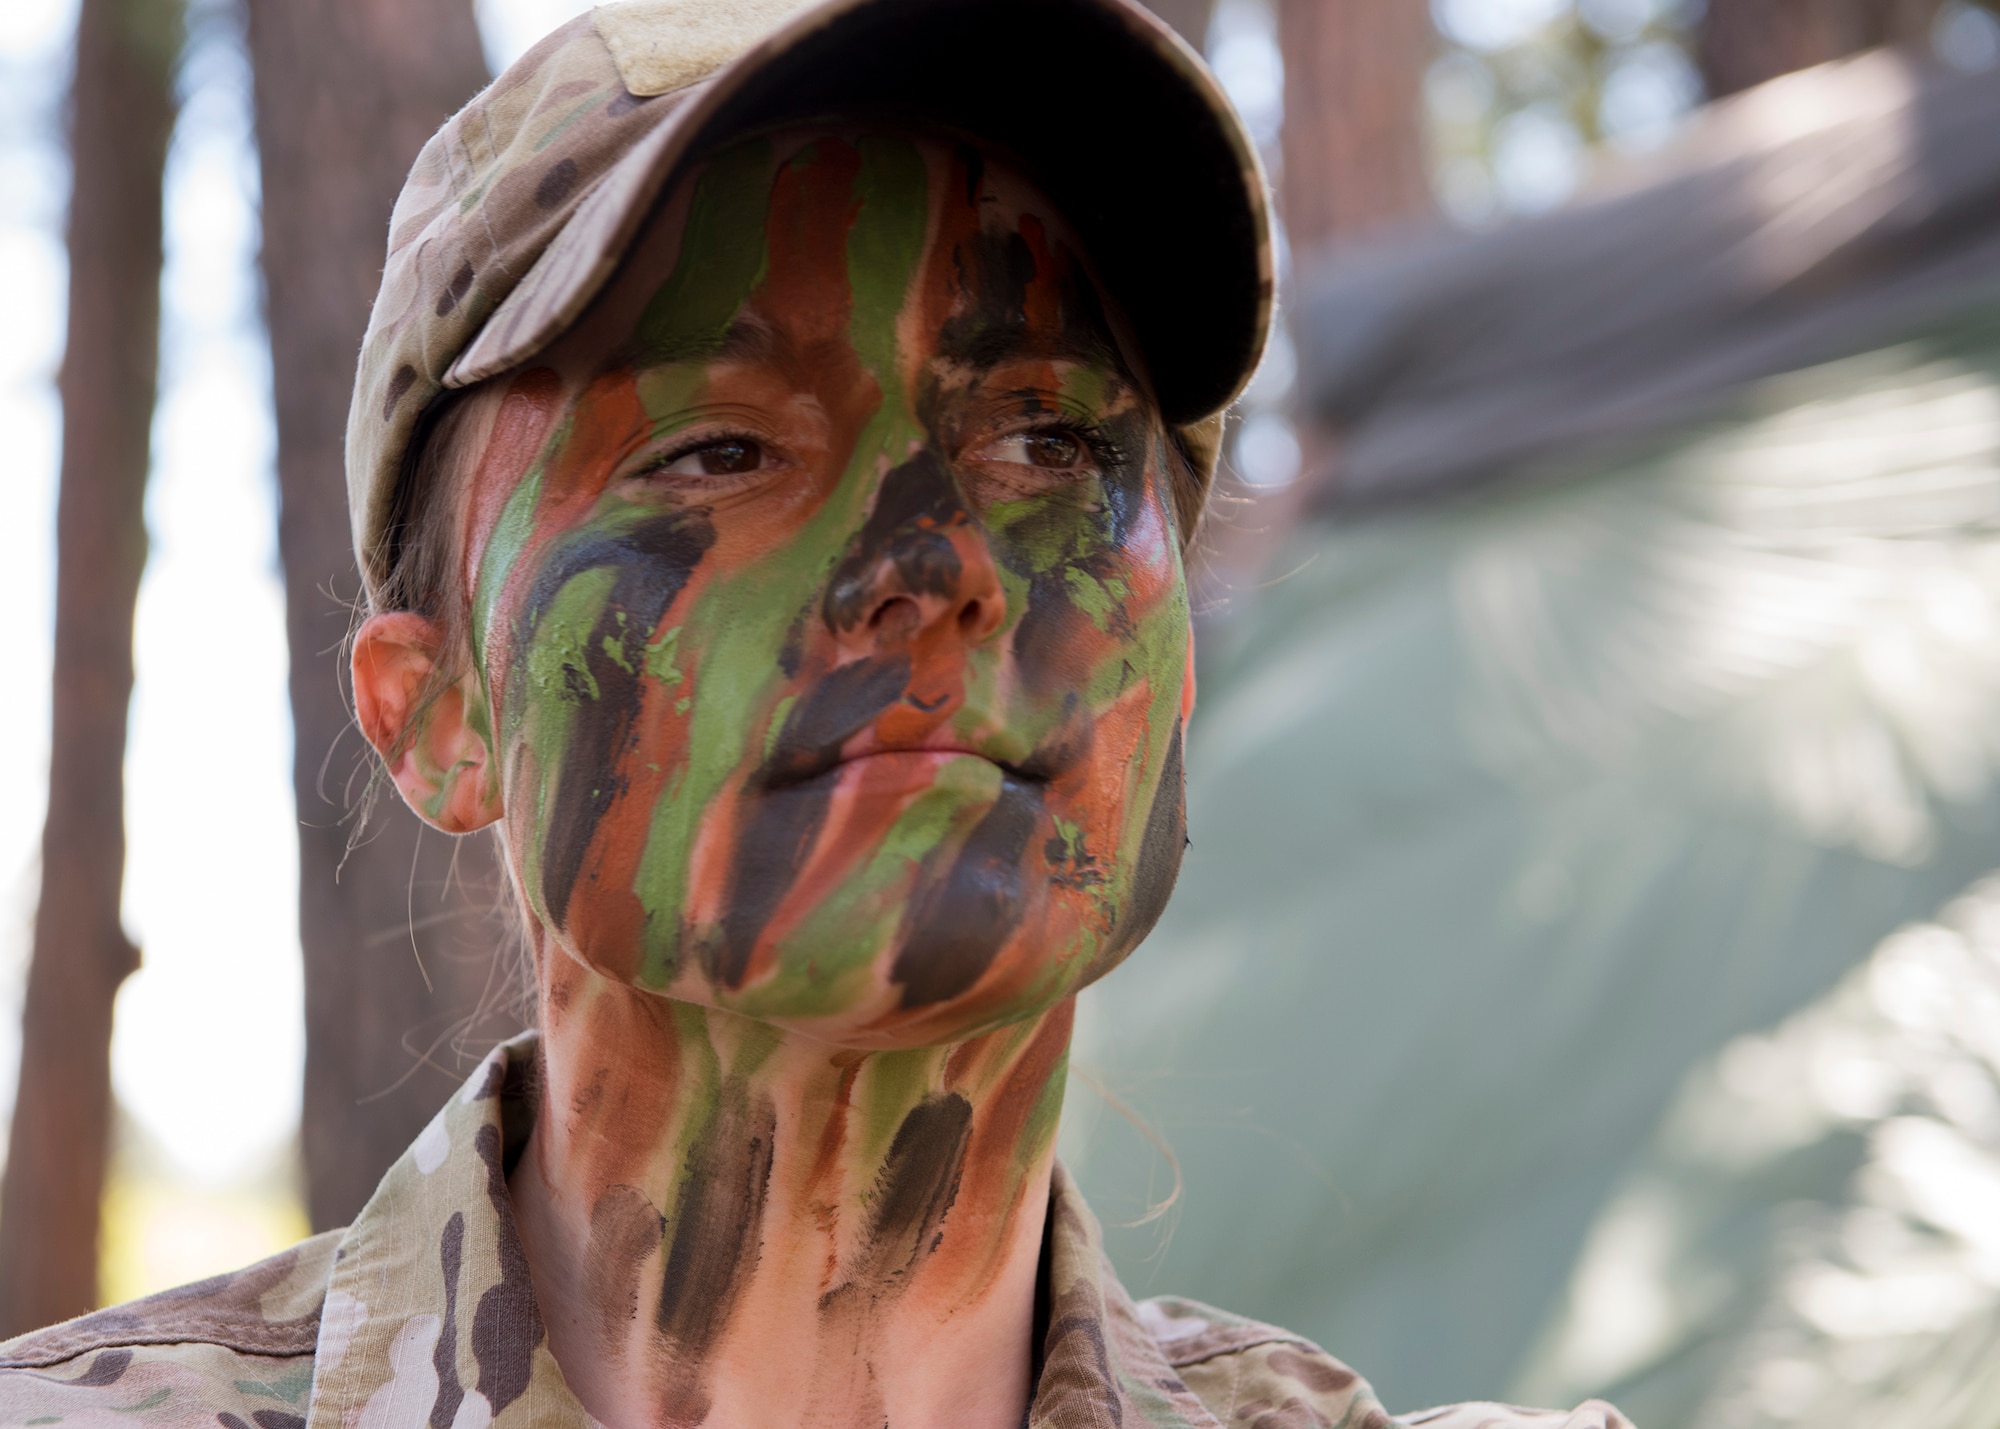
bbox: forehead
[551,121,1142,385]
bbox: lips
[754,657,911,789]
[768,743,1031,792]
[752,652,1076,793]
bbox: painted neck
[510,946,1073,1429]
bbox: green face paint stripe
[721,1016,786,1080]
[1020,1042,1069,1153]
[629,565,815,950]
[1107,668,1188,877]
[847,136,932,398]
[523,565,619,706]
[649,1000,727,1223]
[632,765,688,987]
[471,436,554,659]
[645,624,685,687]
[953,616,1013,743]
[516,743,550,918]
[632,363,715,439]
[510,564,624,924]
[1057,364,1113,414]
[983,490,1110,577]
[856,1048,942,1167]
[635,138,776,362]
[1062,566,1130,634]
[464,678,495,747]
[762,695,798,761]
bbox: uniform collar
[304,1032,1231,1429]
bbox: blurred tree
[0,0,184,1336]
[1700,0,1945,95]
[1279,0,1434,249]
[1424,5,1704,227]
[244,0,499,1233]
[1144,0,1218,44]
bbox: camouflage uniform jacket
[0,1036,1631,1429]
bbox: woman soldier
[0,1,1629,1425]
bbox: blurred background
[2,0,1998,1422]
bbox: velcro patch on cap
[593,0,824,97]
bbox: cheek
[1114,471,1183,614]
[953,511,1183,1003]
[491,511,719,936]
[1010,467,1186,716]
[1040,483,1188,833]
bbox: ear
[352,612,503,834]
[1179,625,1197,730]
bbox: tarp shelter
[1064,51,2000,1428]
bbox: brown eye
[978,429,1096,472]
[655,437,766,478]
[697,439,761,474]
[1023,432,1084,469]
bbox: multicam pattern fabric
[344,0,1236,606]
[0,1037,1632,1429]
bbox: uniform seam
[0,1326,320,1369]
[1163,1332,1319,1371]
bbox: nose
[823,451,1006,657]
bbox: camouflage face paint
[478,126,1190,1426]
[519,944,1072,1427]
[470,126,1191,1048]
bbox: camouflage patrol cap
[347,0,1273,603]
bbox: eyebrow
[630,315,778,371]
[714,318,779,363]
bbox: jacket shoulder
[1137,1295,1397,1428]
[0,1232,338,1422]
[0,1228,341,1368]
[1135,1297,1635,1429]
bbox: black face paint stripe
[891,777,1043,1007]
[759,656,913,785]
[934,228,1036,373]
[584,1184,666,1346]
[656,1081,776,1362]
[713,655,912,989]
[520,511,716,929]
[855,1092,972,1285]
[823,450,970,633]
[1010,569,1076,701]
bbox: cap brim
[447,0,1272,426]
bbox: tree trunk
[0,0,182,1336]
[1277,0,1434,253]
[1699,0,1945,97]
[244,0,503,1233]
[1144,0,1217,46]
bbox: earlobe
[351,613,503,834]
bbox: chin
[519,729,1186,1044]
[548,871,1128,1051]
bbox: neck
[510,946,1072,1429]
